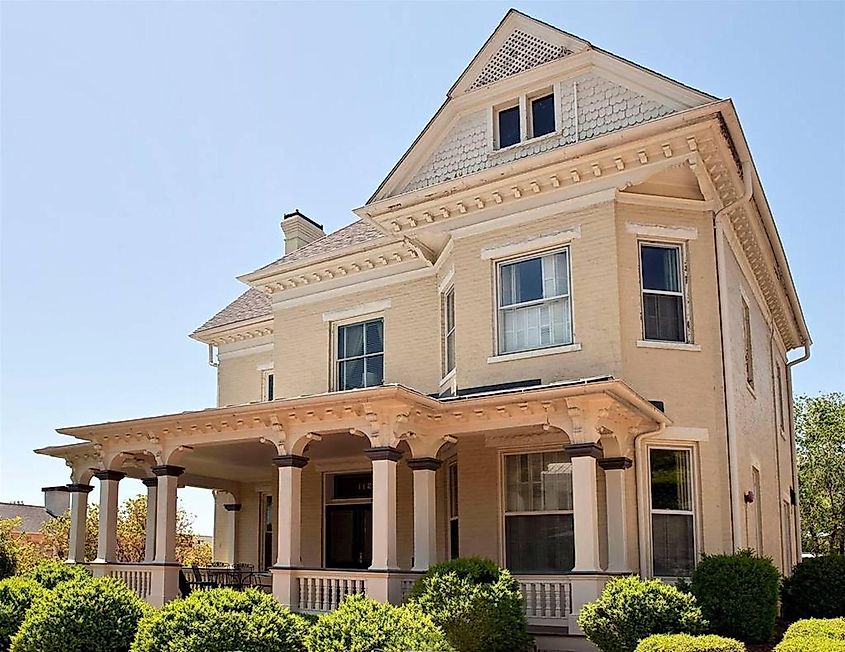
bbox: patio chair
[191,564,217,590]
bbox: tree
[795,392,845,555]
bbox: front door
[325,504,372,569]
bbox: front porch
[38,379,669,634]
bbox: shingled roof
[0,502,53,534]
[193,220,386,335]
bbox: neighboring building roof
[0,502,52,534]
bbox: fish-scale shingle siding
[401,73,677,195]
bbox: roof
[193,288,272,334]
[0,503,53,533]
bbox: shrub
[782,556,845,620]
[131,587,307,652]
[0,546,14,582]
[410,557,531,652]
[774,637,845,651]
[578,576,707,652]
[690,550,780,643]
[781,618,845,641]
[10,576,147,652]
[636,634,745,651]
[23,561,88,589]
[0,578,45,651]
[305,593,451,652]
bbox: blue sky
[1,1,843,535]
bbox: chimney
[281,210,324,254]
[42,486,70,517]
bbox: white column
[566,444,602,572]
[142,478,158,562]
[599,457,633,572]
[366,447,401,572]
[66,483,93,563]
[273,455,307,567]
[153,465,184,563]
[94,470,125,563]
[408,457,440,571]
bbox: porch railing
[515,575,571,623]
[296,570,367,612]
[90,563,154,601]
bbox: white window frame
[262,369,275,401]
[638,241,690,344]
[442,285,456,379]
[646,445,699,578]
[742,297,755,390]
[331,314,385,391]
[527,87,556,140]
[492,85,560,151]
[494,246,574,356]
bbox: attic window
[530,93,555,138]
[497,105,521,148]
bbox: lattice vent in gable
[469,30,573,90]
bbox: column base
[271,567,299,610]
[568,575,611,634]
[148,562,182,608]
[365,573,403,604]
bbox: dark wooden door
[325,504,372,569]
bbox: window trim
[527,88,556,140]
[494,246,575,356]
[494,100,521,149]
[441,285,456,379]
[492,85,560,151]
[262,370,275,401]
[742,296,755,391]
[638,240,691,344]
[330,314,386,392]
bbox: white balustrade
[516,575,571,622]
[104,564,154,600]
[296,572,367,613]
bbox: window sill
[487,343,581,364]
[490,130,562,156]
[636,340,701,352]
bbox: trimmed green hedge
[305,593,452,652]
[410,557,531,652]
[132,587,306,652]
[782,619,845,641]
[782,556,845,620]
[0,578,44,651]
[774,637,845,651]
[690,550,780,643]
[578,576,707,652]
[10,577,147,652]
[23,561,88,590]
[636,634,745,651]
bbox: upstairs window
[497,105,521,148]
[337,319,384,390]
[442,287,456,376]
[262,371,275,401]
[498,248,572,354]
[530,93,555,138]
[742,298,754,388]
[640,243,687,343]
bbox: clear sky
[2,1,843,536]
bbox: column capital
[93,469,126,482]
[223,503,242,512]
[564,442,603,459]
[66,483,94,494]
[152,465,185,477]
[598,456,633,470]
[42,485,70,494]
[141,477,158,487]
[272,455,309,469]
[407,457,442,471]
[364,446,403,462]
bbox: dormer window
[494,86,558,149]
[497,104,521,148]
[530,93,555,138]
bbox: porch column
[66,483,93,563]
[599,457,633,572]
[365,447,401,572]
[223,503,241,566]
[272,455,308,567]
[152,465,184,563]
[142,478,158,563]
[565,443,602,572]
[408,457,440,571]
[93,470,125,563]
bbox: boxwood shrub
[305,593,451,652]
[782,556,845,620]
[23,561,88,589]
[409,557,531,652]
[690,550,780,643]
[636,634,745,651]
[132,587,306,652]
[774,637,845,651]
[10,576,147,652]
[0,546,14,582]
[578,576,707,652]
[0,578,45,651]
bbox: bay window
[336,319,384,390]
[640,243,687,342]
[650,448,696,576]
[504,451,574,573]
[498,248,572,354]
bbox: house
[0,488,71,544]
[36,10,810,648]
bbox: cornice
[193,318,274,348]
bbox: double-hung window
[504,451,574,573]
[443,287,456,376]
[650,448,695,576]
[742,298,754,388]
[497,104,521,148]
[640,243,687,342]
[498,249,572,354]
[336,319,384,390]
[530,93,555,138]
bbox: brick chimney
[281,210,324,254]
[42,486,70,517]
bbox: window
[530,93,555,138]
[498,249,572,354]
[442,287,456,376]
[776,363,785,436]
[640,243,687,342]
[497,105,520,148]
[742,298,754,388]
[752,467,763,555]
[263,371,275,401]
[336,319,384,390]
[448,461,459,559]
[504,451,573,573]
[260,494,273,571]
[650,448,695,576]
